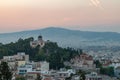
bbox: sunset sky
[0,0,120,33]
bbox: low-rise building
[50,69,75,80]
[17,61,26,67]
[3,52,29,62]
[26,72,41,80]
[17,64,32,75]
[31,61,49,71]
[70,53,95,70]
[85,72,102,80]
[3,52,29,71]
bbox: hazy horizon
[1,26,120,34]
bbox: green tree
[16,76,26,80]
[100,67,114,76]
[94,60,102,68]
[36,74,42,80]
[77,70,86,80]
[0,62,12,80]
[80,73,86,80]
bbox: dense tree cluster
[100,67,114,76]
[94,60,114,76]
[0,62,12,80]
[0,37,81,69]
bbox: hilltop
[0,37,80,69]
[1,27,120,48]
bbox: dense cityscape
[0,35,119,80]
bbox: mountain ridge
[0,27,120,48]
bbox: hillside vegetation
[0,37,81,69]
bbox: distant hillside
[1,27,120,48]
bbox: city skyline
[0,0,120,33]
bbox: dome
[38,35,42,39]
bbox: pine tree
[0,62,12,80]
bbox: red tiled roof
[85,56,93,60]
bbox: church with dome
[30,35,45,48]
